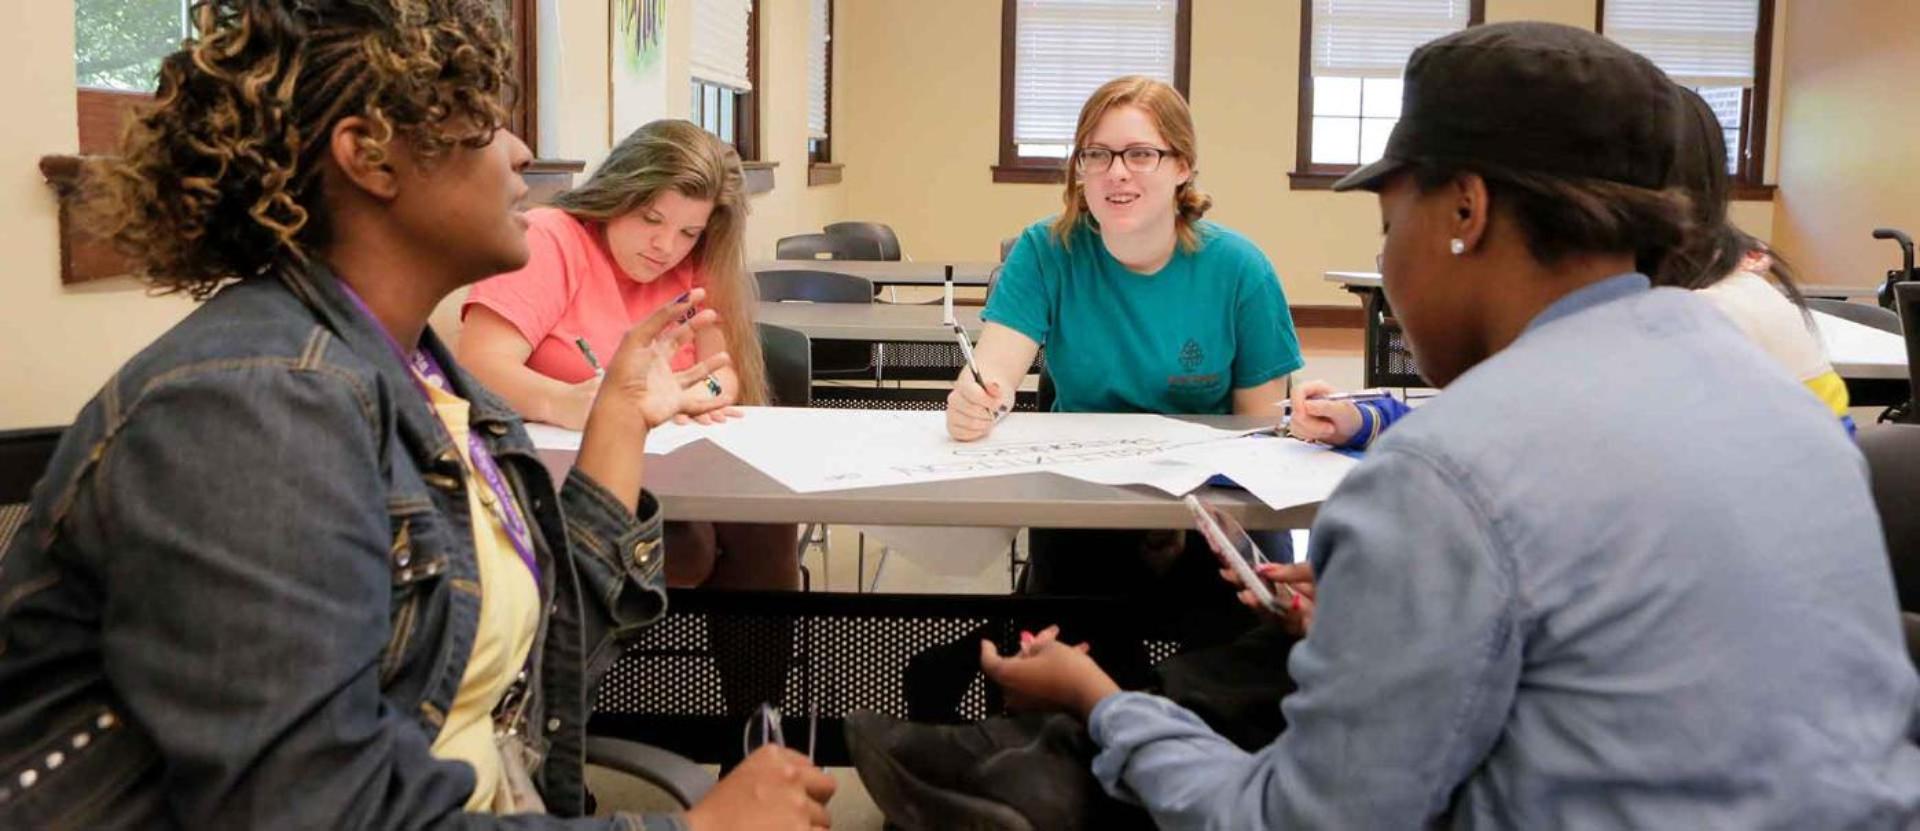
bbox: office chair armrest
[583,736,717,810]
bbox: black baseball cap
[1332,22,1680,193]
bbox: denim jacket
[0,262,684,830]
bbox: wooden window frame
[1288,0,1485,191]
[78,0,542,155]
[807,0,841,186]
[1596,0,1776,200]
[994,0,1192,185]
[55,0,561,284]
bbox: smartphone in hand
[1183,494,1290,615]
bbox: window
[73,0,542,155]
[1601,0,1774,196]
[996,0,1190,184]
[689,0,758,159]
[1291,0,1482,189]
[805,0,837,183]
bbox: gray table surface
[1325,269,1883,300]
[536,415,1319,531]
[752,259,1001,286]
[756,301,984,342]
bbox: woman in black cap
[849,21,1920,830]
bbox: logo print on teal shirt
[1179,339,1204,372]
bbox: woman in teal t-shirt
[948,76,1303,648]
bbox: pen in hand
[951,324,1007,419]
[574,337,605,378]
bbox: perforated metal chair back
[588,590,1188,766]
[1808,297,1904,335]
[1365,289,1427,389]
[822,222,902,261]
[774,233,853,261]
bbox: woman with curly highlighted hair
[0,2,831,828]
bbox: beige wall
[741,0,849,259]
[1769,0,1920,289]
[831,0,1778,308]
[0,3,196,429]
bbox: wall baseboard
[1291,305,1363,329]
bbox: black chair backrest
[822,222,902,261]
[1893,282,1920,398]
[1,427,63,505]
[1859,424,1920,613]
[756,322,812,407]
[1807,297,1903,335]
[754,269,874,304]
[774,233,853,261]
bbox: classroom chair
[823,221,903,261]
[587,589,1195,768]
[774,232,855,261]
[755,269,879,386]
[1857,423,1920,672]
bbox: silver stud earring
[1449,238,1466,256]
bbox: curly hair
[82,0,514,299]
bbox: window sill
[992,163,1066,185]
[1732,182,1776,201]
[1287,168,1353,191]
[40,154,132,285]
[524,158,587,205]
[742,160,778,195]
[808,162,843,187]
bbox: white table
[756,302,983,343]
[752,260,1001,287]
[1814,310,1908,381]
[1325,271,1910,382]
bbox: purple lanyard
[337,281,541,587]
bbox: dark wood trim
[1732,182,1777,201]
[997,0,1191,183]
[1594,0,1606,31]
[508,0,539,156]
[1742,0,1775,189]
[991,163,1066,185]
[1291,0,1484,185]
[1291,304,1365,329]
[808,162,843,187]
[76,89,150,156]
[1292,0,1315,183]
[742,160,777,194]
[39,154,135,284]
[737,0,761,161]
[808,0,834,165]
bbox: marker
[574,337,605,377]
[951,323,1007,419]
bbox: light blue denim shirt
[1088,274,1920,829]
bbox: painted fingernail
[673,291,691,304]
[1290,593,1301,612]
[1019,630,1034,645]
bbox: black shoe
[845,710,1110,831]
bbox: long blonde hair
[1051,76,1213,252]
[552,119,767,405]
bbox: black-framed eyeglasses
[1074,146,1177,174]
